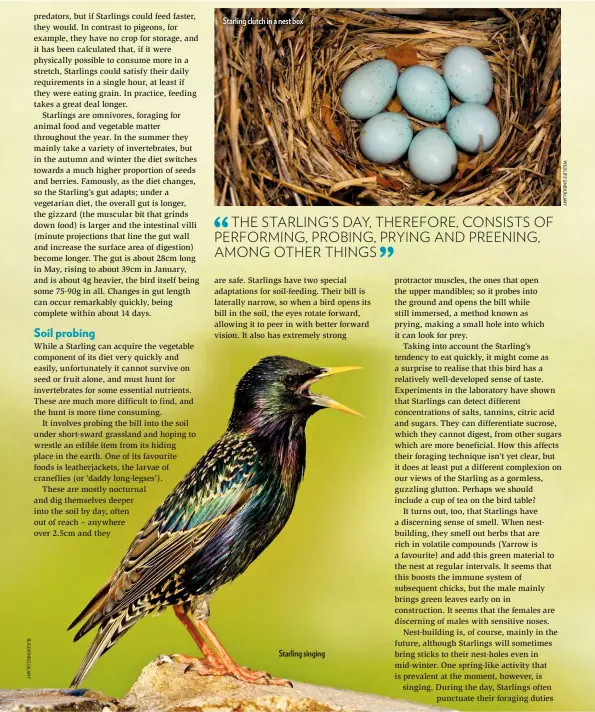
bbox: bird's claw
[171,654,227,676]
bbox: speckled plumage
[69,356,357,688]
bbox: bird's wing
[69,435,258,639]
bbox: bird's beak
[308,366,362,416]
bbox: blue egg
[443,46,493,105]
[359,113,413,164]
[446,103,500,153]
[397,66,451,122]
[408,128,458,184]
[341,59,399,120]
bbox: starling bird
[69,356,360,687]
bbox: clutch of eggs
[340,47,498,184]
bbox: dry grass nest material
[215,8,561,207]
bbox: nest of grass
[215,8,561,207]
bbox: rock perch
[1,659,450,712]
[120,657,449,712]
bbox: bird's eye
[284,374,301,388]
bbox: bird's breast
[182,430,306,597]
[183,483,296,596]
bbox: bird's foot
[168,654,292,687]
[226,664,293,688]
[170,653,228,676]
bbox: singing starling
[69,356,360,687]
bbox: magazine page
[1,3,592,712]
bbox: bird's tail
[70,609,140,688]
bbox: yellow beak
[309,366,362,416]
[323,366,363,377]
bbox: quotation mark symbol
[379,246,394,258]
[214,217,229,228]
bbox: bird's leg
[196,620,292,687]
[172,605,226,673]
